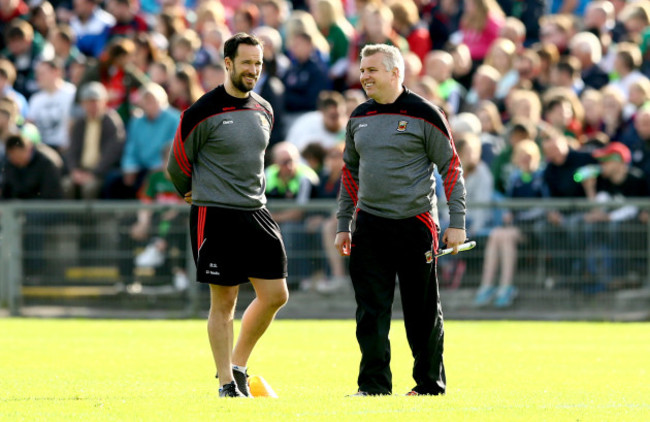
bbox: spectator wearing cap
[580,142,650,290]
[65,82,125,199]
[27,59,76,154]
[70,0,116,58]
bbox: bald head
[424,50,453,83]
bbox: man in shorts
[167,33,288,398]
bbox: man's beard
[230,67,257,93]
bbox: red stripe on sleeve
[444,152,460,200]
[174,112,193,175]
[341,173,358,206]
[342,164,358,191]
[341,167,358,205]
[173,128,192,177]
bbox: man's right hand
[184,191,192,204]
[334,232,351,256]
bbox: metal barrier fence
[1,199,650,318]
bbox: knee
[209,301,236,321]
[209,292,238,321]
[262,288,289,310]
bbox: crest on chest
[258,113,270,130]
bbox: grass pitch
[1,319,649,421]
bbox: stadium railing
[1,199,650,318]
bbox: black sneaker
[219,381,246,398]
[232,368,251,397]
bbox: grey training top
[337,87,466,232]
[167,85,274,209]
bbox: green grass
[1,319,649,421]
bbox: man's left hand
[442,227,466,255]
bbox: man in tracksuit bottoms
[167,33,289,398]
[335,44,467,396]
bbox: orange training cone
[248,375,278,398]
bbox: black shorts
[190,205,288,285]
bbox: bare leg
[499,227,520,287]
[208,284,239,387]
[231,278,288,367]
[480,229,502,288]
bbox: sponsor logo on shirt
[223,120,234,125]
[358,123,368,128]
[397,120,408,132]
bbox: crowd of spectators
[2,0,650,296]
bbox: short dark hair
[556,56,581,78]
[223,33,263,62]
[5,135,27,151]
[616,42,642,71]
[317,90,345,110]
[301,141,327,162]
[544,96,570,116]
[509,117,538,139]
[5,19,33,41]
[54,24,76,44]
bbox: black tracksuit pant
[349,210,446,395]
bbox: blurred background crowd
[3,0,650,304]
